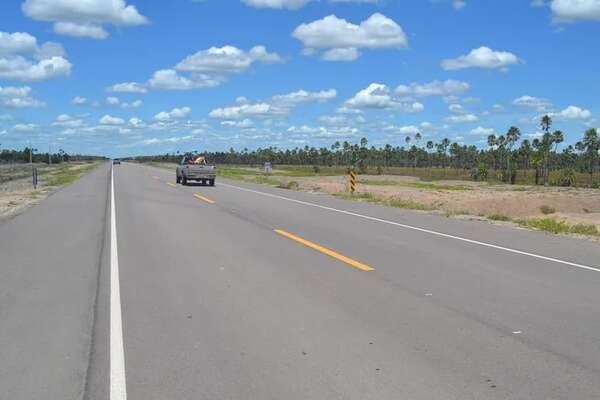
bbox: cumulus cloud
[13,123,38,132]
[22,0,148,39]
[339,83,424,113]
[445,114,479,123]
[470,126,496,136]
[147,69,224,90]
[154,107,192,121]
[99,114,125,125]
[441,46,520,70]
[0,31,71,82]
[241,0,313,9]
[395,79,470,97]
[383,124,421,135]
[221,119,255,129]
[52,113,85,128]
[145,45,281,91]
[176,45,282,73]
[293,13,407,61]
[0,85,45,108]
[209,88,336,119]
[550,0,600,22]
[513,95,552,111]
[108,81,147,94]
[448,103,465,113]
[71,96,87,105]
[556,105,591,119]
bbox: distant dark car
[113,159,121,165]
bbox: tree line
[0,147,106,164]
[133,115,598,188]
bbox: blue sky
[0,0,599,157]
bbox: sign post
[32,167,38,189]
[349,170,357,194]
[264,162,272,175]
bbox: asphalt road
[1,161,600,399]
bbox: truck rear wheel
[209,179,215,186]
[176,175,181,184]
[182,176,187,185]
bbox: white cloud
[108,81,147,93]
[72,96,87,105]
[13,123,38,132]
[241,0,313,9]
[453,0,467,9]
[221,119,255,129]
[0,31,71,82]
[395,79,470,97]
[470,126,495,136]
[513,95,552,111]
[106,96,120,105]
[22,0,148,39]
[0,85,45,108]
[209,103,280,119]
[0,32,38,55]
[121,99,143,109]
[154,107,192,121]
[321,47,360,61]
[271,89,336,105]
[210,89,336,119]
[176,45,282,73]
[147,69,223,90]
[383,124,421,135]
[441,46,520,70]
[287,125,359,139]
[550,0,600,22]
[99,114,125,125]
[445,114,479,123]
[52,114,85,128]
[145,45,279,91]
[292,13,407,61]
[448,103,465,113]
[557,105,591,119]
[340,83,424,113]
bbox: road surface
[1,162,599,399]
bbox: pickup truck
[176,155,216,186]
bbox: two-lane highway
[2,161,600,399]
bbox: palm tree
[576,128,599,184]
[505,126,521,183]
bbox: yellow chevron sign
[349,170,357,193]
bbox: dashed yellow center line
[274,229,373,272]
[166,182,177,187]
[193,194,216,204]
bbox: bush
[376,165,384,175]
[570,223,599,236]
[278,180,299,190]
[552,168,576,187]
[539,205,556,215]
[488,214,511,221]
[312,165,321,174]
[471,163,488,181]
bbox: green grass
[518,218,599,236]
[45,164,98,187]
[360,179,471,191]
[253,175,281,186]
[488,214,511,221]
[335,192,433,211]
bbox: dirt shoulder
[0,162,101,221]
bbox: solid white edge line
[218,182,600,274]
[110,165,127,400]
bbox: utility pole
[48,143,51,165]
